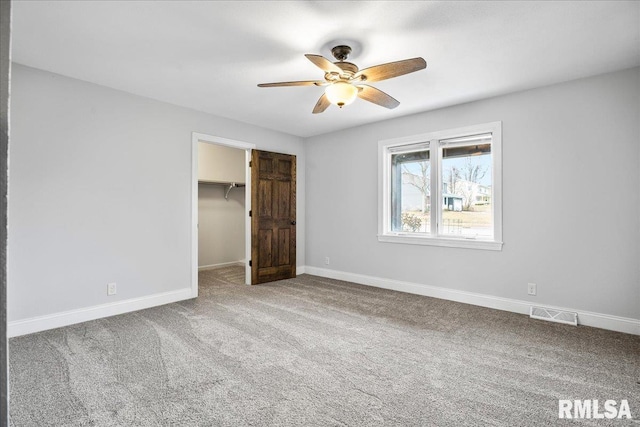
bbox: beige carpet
[9,266,640,426]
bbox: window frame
[378,121,503,251]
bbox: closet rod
[198,181,246,200]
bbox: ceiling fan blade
[312,93,331,114]
[258,80,326,87]
[357,85,400,109]
[355,57,426,83]
[305,54,343,74]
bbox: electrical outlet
[325,257,330,265]
[107,282,117,296]
[527,283,537,296]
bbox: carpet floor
[9,266,640,426]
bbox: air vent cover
[530,306,578,326]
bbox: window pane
[391,150,430,233]
[440,143,492,238]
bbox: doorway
[191,133,297,293]
[191,133,254,294]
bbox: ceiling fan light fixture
[325,82,358,108]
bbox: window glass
[441,141,492,238]
[391,149,430,233]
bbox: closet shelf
[198,181,246,200]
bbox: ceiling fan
[258,45,427,114]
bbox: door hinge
[249,210,252,217]
[249,160,252,167]
[249,260,252,266]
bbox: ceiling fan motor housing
[325,61,360,82]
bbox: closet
[197,142,246,270]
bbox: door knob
[291,220,296,225]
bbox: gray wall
[7,61,639,331]
[8,63,305,322]
[198,184,245,267]
[1,1,10,423]
[305,67,640,320]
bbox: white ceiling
[10,1,640,138]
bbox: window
[378,122,502,250]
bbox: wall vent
[530,306,578,326]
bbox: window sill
[378,233,503,251]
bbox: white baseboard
[198,260,244,271]
[302,266,640,336]
[296,265,306,275]
[8,287,194,338]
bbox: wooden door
[251,150,296,284]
